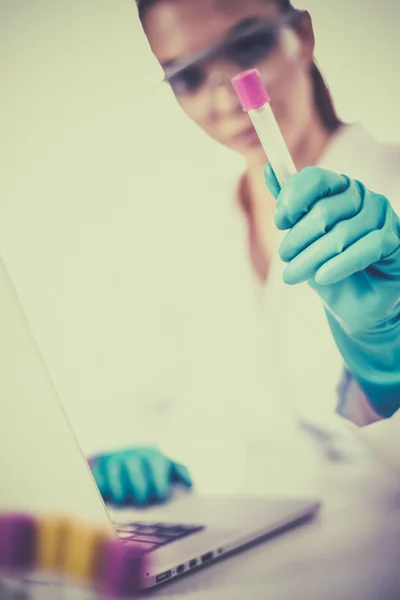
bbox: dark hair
[279,1,341,133]
[137,0,341,133]
[136,0,158,22]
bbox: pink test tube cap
[231,69,270,112]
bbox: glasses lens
[227,29,279,69]
[168,65,205,95]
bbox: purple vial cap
[99,539,147,598]
[0,514,37,571]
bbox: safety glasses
[163,11,299,96]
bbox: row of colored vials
[0,513,148,598]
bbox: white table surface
[108,435,400,600]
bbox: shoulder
[375,141,400,177]
[375,143,400,212]
[320,123,400,214]
[329,124,400,206]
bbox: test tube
[97,538,147,598]
[0,514,36,599]
[232,69,297,187]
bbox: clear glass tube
[249,103,351,460]
[249,104,297,187]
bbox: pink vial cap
[231,69,270,112]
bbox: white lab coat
[317,124,400,474]
[154,123,400,478]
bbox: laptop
[0,254,320,589]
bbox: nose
[206,70,242,118]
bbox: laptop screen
[0,254,113,530]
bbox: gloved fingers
[282,196,386,285]
[144,453,171,502]
[282,225,353,285]
[315,229,397,285]
[90,457,110,500]
[264,162,281,199]
[279,186,363,263]
[171,462,193,488]
[274,167,350,231]
[124,453,151,505]
[104,456,128,506]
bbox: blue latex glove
[88,447,193,507]
[265,164,400,418]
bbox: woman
[89,0,400,505]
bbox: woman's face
[144,0,316,162]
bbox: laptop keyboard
[115,522,205,553]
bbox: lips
[231,125,260,147]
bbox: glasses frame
[162,10,300,92]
